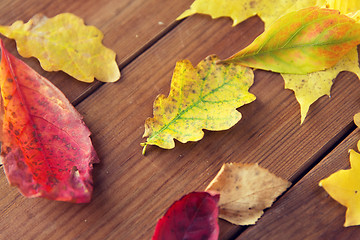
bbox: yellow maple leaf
[177,0,326,27]
[142,55,255,153]
[319,150,360,227]
[0,13,120,83]
[206,163,291,225]
[282,47,360,124]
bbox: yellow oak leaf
[282,47,360,124]
[325,0,360,14]
[354,113,360,128]
[319,150,360,227]
[177,0,326,27]
[353,113,360,151]
[142,55,255,153]
[0,13,120,83]
[348,11,360,22]
[206,163,291,225]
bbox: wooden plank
[2,11,360,240]
[236,129,360,240]
[0,0,194,103]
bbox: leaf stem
[141,142,147,155]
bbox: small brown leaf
[206,163,291,225]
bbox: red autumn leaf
[0,40,99,203]
[152,192,220,240]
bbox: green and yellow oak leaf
[283,47,360,124]
[0,13,120,83]
[142,55,255,153]
[177,0,326,27]
[220,7,360,74]
[319,150,360,227]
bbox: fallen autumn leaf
[0,13,120,83]
[0,40,99,203]
[320,150,360,227]
[142,55,255,152]
[152,192,220,240]
[206,163,291,225]
[221,7,360,74]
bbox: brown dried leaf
[206,163,291,225]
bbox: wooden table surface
[1,1,360,239]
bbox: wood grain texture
[75,19,360,237]
[1,1,360,240]
[0,0,193,103]
[236,129,360,240]
[1,14,264,240]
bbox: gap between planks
[62,11,360,239]
[71,18,185,106]
[226,122,357,240]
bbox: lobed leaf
[325,0,360,14]
[0,13,120,83]
[354,113,360,151]
[283,47,360,124]
[177,0,326,28]
[142,55,255,152]
[221,7,360,74]
[152,192,220,240]
[348,10,360,22]
[206,163,291,225]
[319,150,360,227]
[0,40,99,203]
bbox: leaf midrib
[182,195,217,239]
[2,50,82,184]
[240,11,360,60]
[239,37,360,60]
[147,64,233,144]
[3,50,54,183]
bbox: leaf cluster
[152,163,290,239]
[144,6,360,152]
[0,13,119,202]
[146,0,360,231]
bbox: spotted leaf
[206,163,291,225]
[0,40,99,203]
[142,55,255,152]
[282,47,360,124]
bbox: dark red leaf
[0,40,99,203]
[152,192,220,240]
